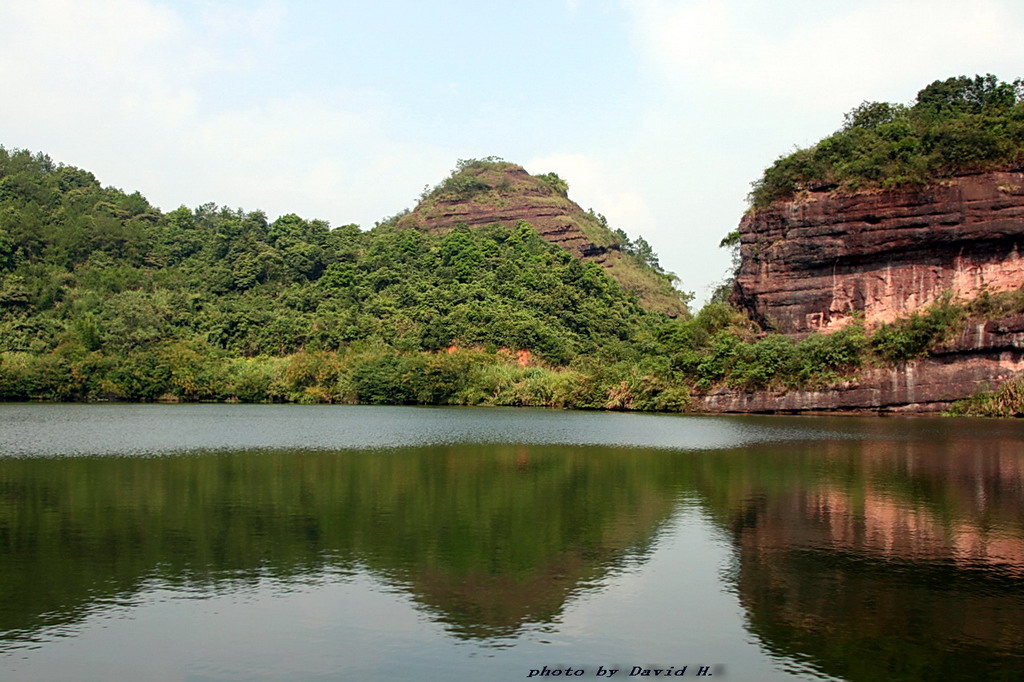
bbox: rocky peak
[398,159,615,260]
[397,159,689,317]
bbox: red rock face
[398,166,611,262]
[732,172,1024,333]
[694,314,1024,413]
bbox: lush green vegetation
[750,74,1024,208]
[658,291,1023,393]
[0,147,695,406]
[869,292,966,362]
[946,376,1024,417]
[664,306,867,390]
[2,145,1021,410]
[404,158,688,316]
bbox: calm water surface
[1,405,1022,682]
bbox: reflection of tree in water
[0,444,682,647]
[694,432,1024,682]
[406,448,673,640]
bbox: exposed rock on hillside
[695,313,1024,413]
[719,170,1024,413]
[401,163,609,259]
[398,160,688,317]
[732,171,1024,334]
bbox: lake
[1,405,1022,681]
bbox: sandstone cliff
[398,160,688,317]
[696,313,1024,413]
[732,171,1024,334]
[718,171,1024,413]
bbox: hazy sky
[3,0,1023,302]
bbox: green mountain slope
[0,146,691,406]
[397,158,690,317]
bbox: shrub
[795,323,867,385]
[749,74,1024,208]
[225,357,283,402]
[0,351,77,399]
[870,295,965,362]
[946,376,1024,417]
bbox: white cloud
[0,0,452,228]
[1,0,190,118]
[613,0,1024,302]
[199,1,286,42]
[626,0,1024,112]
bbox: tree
[843,101,908,130]
[537,172,569,196]
[913,74,1018,117]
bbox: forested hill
[396,158,689,316]
[2,122,1021,413]
[0,146,694,406]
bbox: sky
[2,0,1023,303]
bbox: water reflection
[1,410,1023,681]
[715,431,1024,681]
[0,445,681,649]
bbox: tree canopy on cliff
[750,74,1024,208]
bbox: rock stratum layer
[733,171,1024,334]
[401,165,610,260]
[724,171,1024,413]
[398,162,688,316]
[695,314,1024,413]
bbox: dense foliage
[2,145,1019,410]
[750,74,1024,208]
[0,147,695,405]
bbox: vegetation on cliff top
[750,74,1024,208]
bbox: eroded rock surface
[400,165,611,261]
[695,313,1024,414]
[732,171,1024,334]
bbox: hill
[0,146,692,408]
[396,158,689,317]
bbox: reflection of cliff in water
[700,429,1024,681]
[0,445,681,648]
